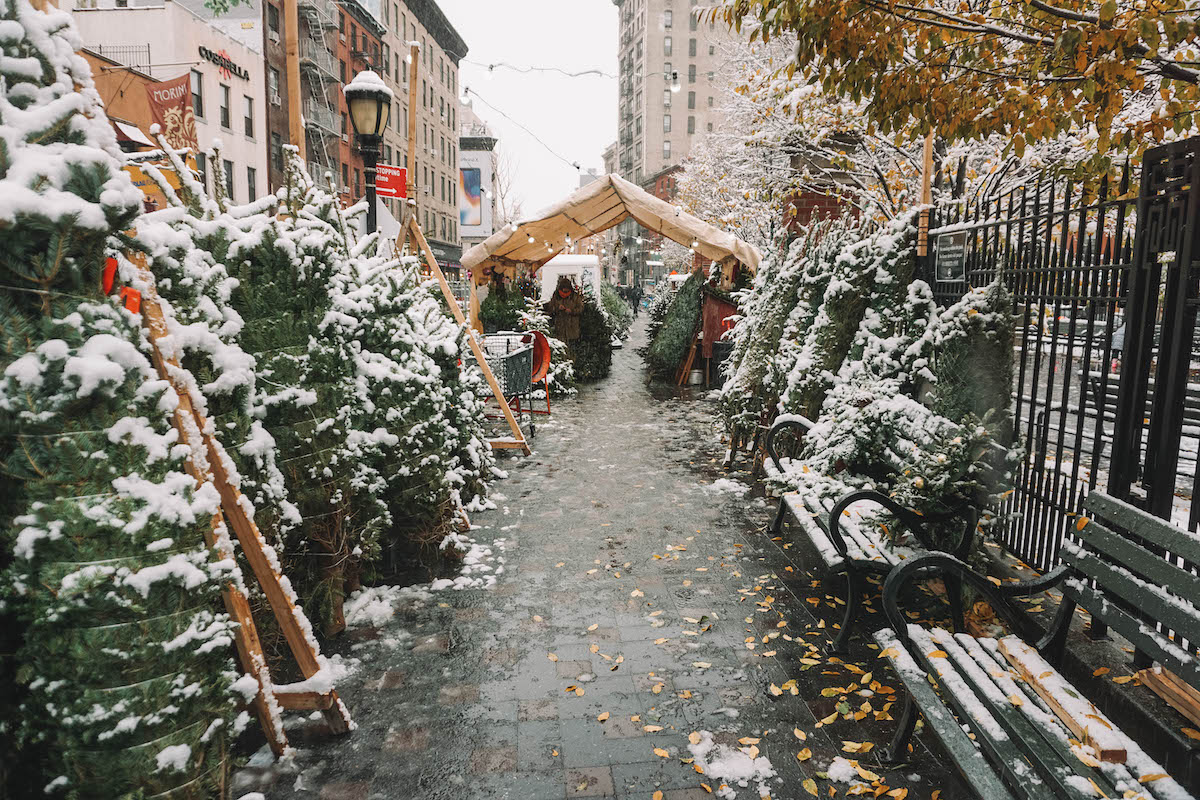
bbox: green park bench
[763,416,981,653]
[875,490,1200,798]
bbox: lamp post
[343,69,393,235]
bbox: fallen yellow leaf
[1093,667,1110,677]
[1140,773,1170,783]
[597,712,610,722]
[1183,727,1200,741]
[587,624,599,631]
[644,725,664,732]
[796,748,812,761]
[689,731,702,745]
[653,792,664,800]
[548,653,558,662]
[803,778,818,796]
[794,728,807,741]
[653,748,670,758]
[928,650,948,659]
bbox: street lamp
[343,70,393,235]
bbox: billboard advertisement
[459,150,494,239]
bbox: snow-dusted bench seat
[763,415,980,652]
[875,490,1200,798]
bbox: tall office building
[612,0,734,185]
[611,0,735,282]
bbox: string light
[461,86,582,171]
[691,240,699,248]
[527,233,535,244]
[466,58,615,80]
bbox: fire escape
[297,0,339,191]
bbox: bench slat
[1084,492,1200,567]
[874,630,1019,800]
[1065,580,1200,689]
[1062,546,1200,647]
[913,627,1113,800]
[1075,520,1200,607]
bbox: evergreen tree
[645,271,703,377]
[0,3,244,794]
[519,294,577,397]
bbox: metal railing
[925,163,1142,572]
[297,0,337,28]
[86,43,151,71]
[302,98,339,137]
[299,38,337,81]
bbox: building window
[687,116,695,134]
[190,69,204,118]
[341,112,347,136]
[664,36,671,56]
[707,71,714,81]
[663,114,671,132]
[663,140,671,159]
[339,59,346,82]
[243,95,254,138]
[247,167,257,200]
[663,10,672,28]
[270,133,283,170]
[354,168,360,196]
[688,64,696,83]
[707,95,714,107]
[636,40,643,59]
[706,122,713,132]
[663,89,671,107]
[709,44,715,56]
[338,11,344,31]
[267,3,279,34]
[690,12,697,30]
[219,84,231,128]
[689,38,697,57]
[342,163,349,187]
[268,67,280,99]
[687,91,695,109]
[223,158,234,199]
[635,115,642,134]
[196,151,207,191]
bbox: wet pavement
[236,317,970,800]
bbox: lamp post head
[343,70,393,142]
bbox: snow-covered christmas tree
[0,2,248,794]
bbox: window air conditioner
[269,30,280,43]
[270,92,282,106]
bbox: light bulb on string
[485,64,495,80]
[691,240,699,248]
[527,233,535,244]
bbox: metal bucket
[688,369,704,385]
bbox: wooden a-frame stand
[403,214,531,456]
[129,252,352,756]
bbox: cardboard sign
[376,165,407,198]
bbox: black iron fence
[925,163,1141,572]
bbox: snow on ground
[430,533,507,591]
[687,730,777,798]
[701,478,750,496]
[344,585,433,628]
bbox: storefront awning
[113,120,155,148]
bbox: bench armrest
[879,553,1070,653]
[764,414,815,474]
[828,490,980,561]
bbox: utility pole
[917,131,934,258]
[284,0,303,159]
[407,42,420,216]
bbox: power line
[461,86,582,171]
[463,59,616,80]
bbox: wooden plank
[274,690,335,711]
[873,631,1019,800]
[129,252,288,756]
[1073,521,1200,605]
[1137,667,1200,728]
[998,637,1128,763]
[1084,492,1200,566]
[131,252,352,745]
[1064,545,1200,645]
[408,217,529,455]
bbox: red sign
[145,73,198,152]
[376,165,407,198]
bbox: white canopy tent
[460,173,760,286]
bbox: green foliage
[519,294,577,397]
[645,271,703,376]
[570,294,614,381]
[0,6,239,795]
[478,282,528,333]
[928,280,1016,442]
[645,288,674,342]
[600,281,634,340]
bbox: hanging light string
[462,58,616,80]
[460,86,582,171]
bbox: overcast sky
[437,0,618,217]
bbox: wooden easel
[396,41,528,455]
[402,215,530,455]
[129,252,352,756]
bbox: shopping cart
[481,332,540,439]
